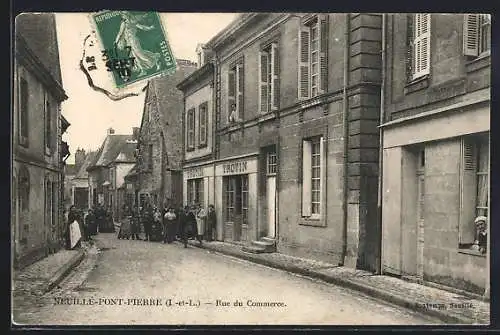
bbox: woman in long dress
[114,12,161,77]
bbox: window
[148,144,153,170]
[187,107,195,150]
[298,15,329,100]
[224,175,248,223]
[198,102,208,147]
[44,92,51,154]
[302,137,324,218]
[187,178,204,206]
[259,43,280,113]
[18,77,29,147]
[228,60,244,122]
[459,134,489,249]
[463,14,491,57]
[408,14,431,80]
[267,151,277,175]
[18,165,30,211]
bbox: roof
[74,151,97,179]
[176,62,214,91]
[87,134,133,170]
[114,140,137,163]
[124,163,139,180]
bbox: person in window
[229,103,238,123]
[472,216,487,254]
[195,204,207,246]
[205,205,216,242]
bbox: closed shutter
[187,108,195,149]
[259,51,269,114]
[228,70,236,122]
[236,63,244,120]
[199,103,207,146]
[406,15,414,80]
[302,140,312,217]
[463,14,480,57]
[459,137,477,244]
[271,43,280,110]
[413,14,431,78]
[298,26,310,99]
[319,15,329,94]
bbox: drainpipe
[376,14,387,275]
[341,14,351,265]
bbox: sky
[55,12,238,164]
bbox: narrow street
[13,233,441,325]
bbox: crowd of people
[118,203,217,248]
[65,204,114,250]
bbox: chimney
[75,148,86,167]
[107,127,115,135]
[132,127,140,140]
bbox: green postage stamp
[90,11,176,88]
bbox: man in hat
[472,216,487,254]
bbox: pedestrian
[95,204,105,234]
[206,204,216,242]
[84,208,95,241]
[143,203,153,241]
[163,207,177,243]
[67,206,82,249]
[195,204,207,245]
[178,205,192,248]
[130,207,141,240]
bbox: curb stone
[43,249,85,293]
[188,241,478,325]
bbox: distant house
[134,59,197,209]
[65,149,97,211]
[13,13,68,269]
[87,128,137,223]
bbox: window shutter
[271,43,280,110]
[459,138,477,244]
[236,63,244,120]
[259,51,269,114]
[228,70,236,122]
[463,14,480,57]
[413,14,431,78]
[319,136,324,216]
[319,15,329,94]
[406,15,414,81]
[298,26,310,100]
[187,108,195,149]
[302,140,312,217]
[199,104,207,146]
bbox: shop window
[224,175,248,224]
[198,102,208,148]
[18,77,29,147]
[298,14,328,100]
[302,136,323,218]
[227,58,244,123]
[187,178,204,206]
[463,14,491,57]
[406,14,431,81]
[459,134,489,254]
[259,42,279,113]
[187,107,196,150]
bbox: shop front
[215,155,258,243]
[183,163,215,210]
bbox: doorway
[224,175,248,241]
[266,151,277,238]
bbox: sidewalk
[13,244,87,297]
[186,239,490,325]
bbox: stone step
[260,236,276,244]
[242,245,266,254]
[251,240,276,253]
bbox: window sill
[465,52,490,73]
[404,75,429,95]
[458,248,486,257]
[299,216,326,227]
[197,143,208,149]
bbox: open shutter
[406,15,414,80]
[298,25,310,100]
[259,51,269,114]
[463,14,480,57]
[459,138,477,244]
[271,43,280,110]
[228,70,236,122]
[413,14,431,78]
[319,15,329,94]
[236,63,244,120]
[199,104,207,146]
[302,140,312,217]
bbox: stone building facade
[380,14,490,295]
[135,60,197,209]
[202,13,383,270]
[13,13,68,269]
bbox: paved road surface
[13,233,441,325]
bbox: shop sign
[186,167,203,179]
[222,161,248,175]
